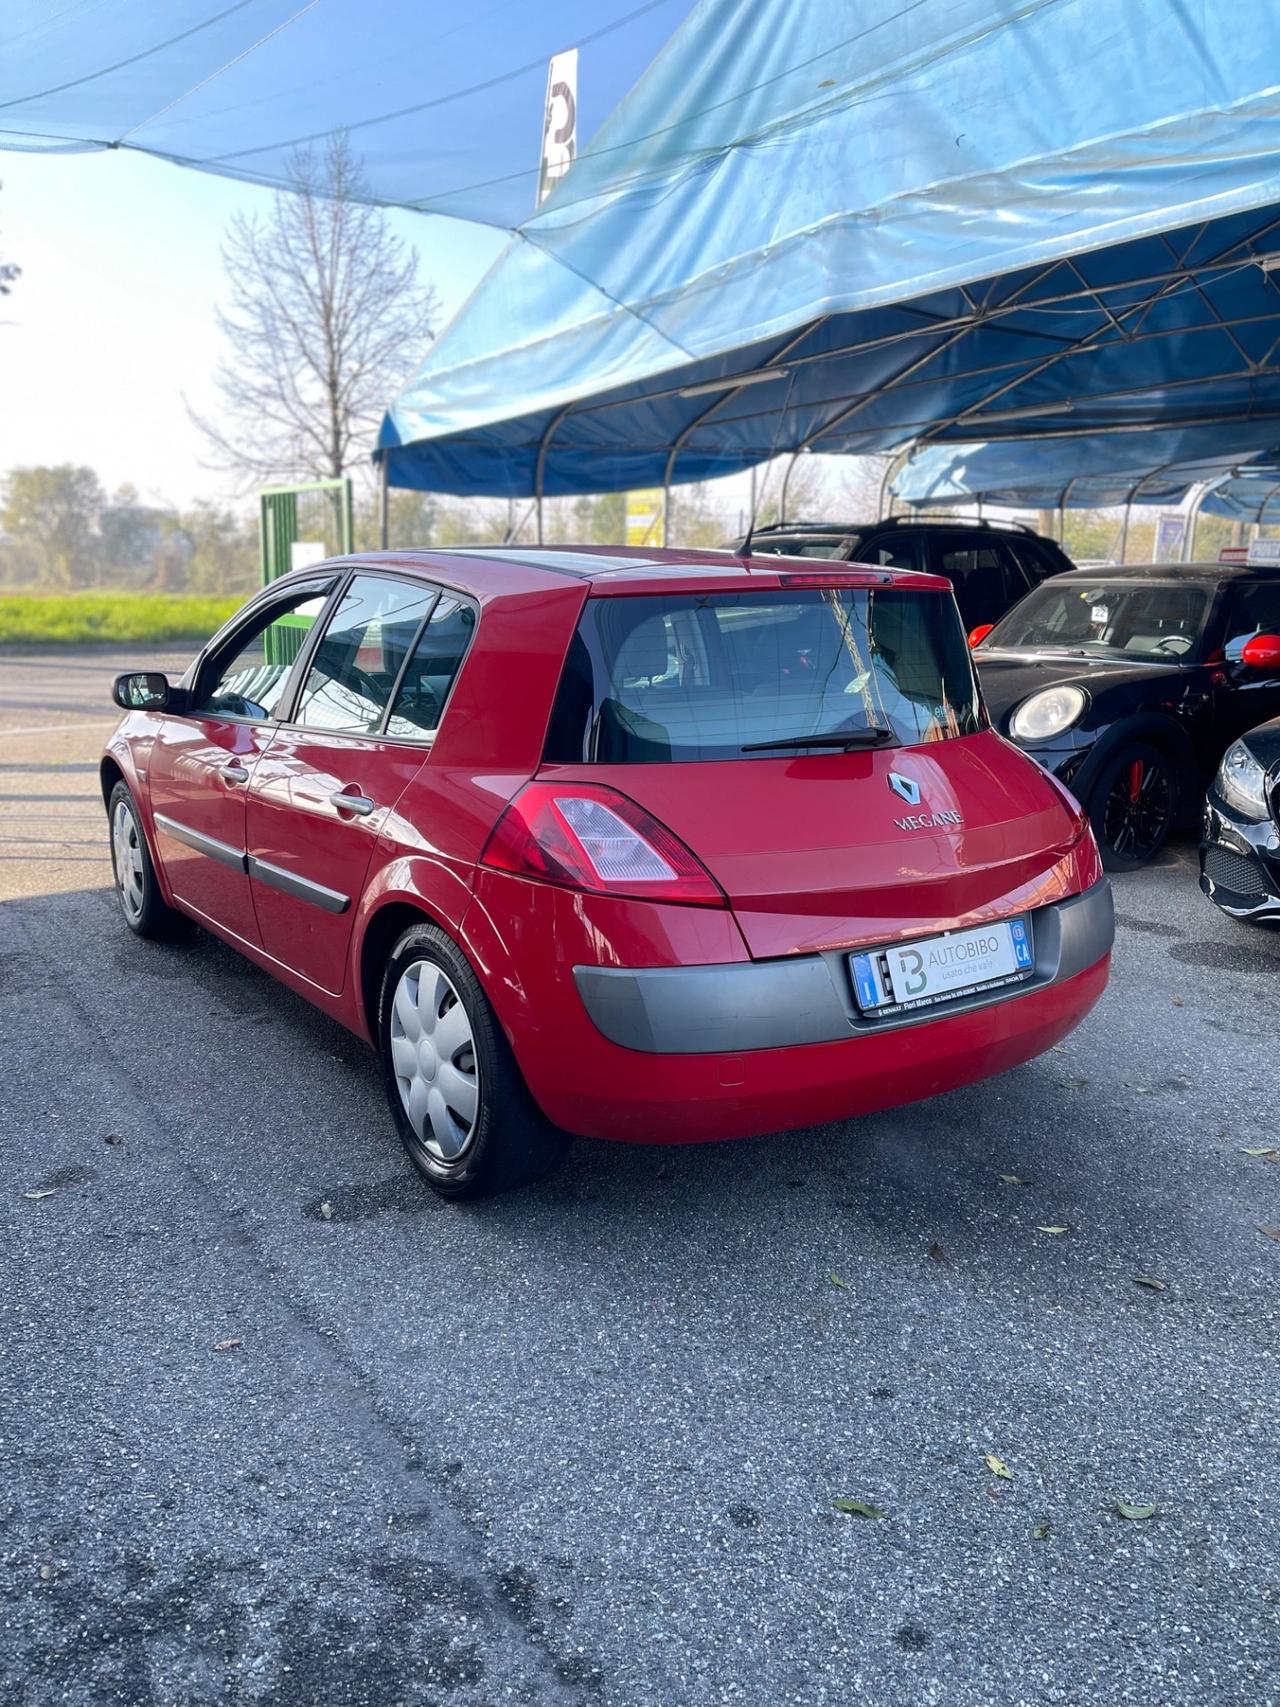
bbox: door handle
[222,761,250,784]
[330,789,376,817]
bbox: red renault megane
[103,548,1112,1197]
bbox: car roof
[299,546,951,596]
[1050,561,1280,583]
[746,517,1040,537]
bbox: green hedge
[0,593,242,645]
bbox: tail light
[479,783,726,906]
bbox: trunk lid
[540,731,1086,958]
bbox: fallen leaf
[1240,1147,1280,1160]
[103,1134,124,1146]
[984,1453,1014,1482]
[1114,1501,1158,1521]
[1171,996,1184,1007]
[22,1189,59,1202]
[1259,1226,1280,1244]
[1037,1225,1070,1236]
[1132,1275,1166,1292]
[829,1273,847,1290]
[1032,1521,1051,1541]
[38,1563,54,1581]
[213,1337,243,1353]
[928,1241,946,1263]
[833,1498,885,1519]
[319,1201,335,1221]
[998,1173,1031,1186]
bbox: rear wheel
[107,781,185,939]
[377,922,568,1200]
[1085,743,1179,871]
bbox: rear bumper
[574,879,1113,1054]
[512,881,1111,1143]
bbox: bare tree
[192,136,437,490]
[0,180,19,299]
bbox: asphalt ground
[2,644,1279,1707]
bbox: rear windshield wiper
[741,726,898,753]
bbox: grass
[0,592,242,646]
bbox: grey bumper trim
[153,812,246,873]
[574,879,1114,1055]
[248,854,350,915]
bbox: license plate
[851,918,1033,1015]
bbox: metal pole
[536,496,544,545]
[378,457,389,550]
[779,450,801,525]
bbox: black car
[973,563,1280,870]
[1201,714,1280,922]
[736,518,1073,631]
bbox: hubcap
[389,961,480,1163]
[1102,758,1173,861]
[111,800,145,922]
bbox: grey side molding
[153,812,246,873]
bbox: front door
[148,581,335,945]
[246,572,463,995]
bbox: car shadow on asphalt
[10,877,1268,1326]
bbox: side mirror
[1240,632,1280,670]
[968,623,994,650]
[112,671,172,711]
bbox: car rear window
[745,535,859,559]
[544,587,983,763]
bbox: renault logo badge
[888,771,921,806]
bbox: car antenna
[739,368,798,558]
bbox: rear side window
[385,595,476,738]
[544,588,982,763]
[934,537,1027,628]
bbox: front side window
[988,579,1210,660]
[294,574,438,734]
[1223,581,1280,645]
[194,584,334,721]
[544,587,981,763]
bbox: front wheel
[108,781,186,939]
[1084,743,1180,871]
[377,922,568,1200]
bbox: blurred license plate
[851,918,1033,1015]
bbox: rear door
[147,580,335,945]
[246,572,475,994]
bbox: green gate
[258,478,354,664]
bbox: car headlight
[1010,686,1087,742]
[1216,739,1270,818]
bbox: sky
[0,148,507,510]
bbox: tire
[377,922,569,1200]
[1083,742,1181,872]
[107,781,186,939]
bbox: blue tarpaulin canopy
[892,422,1280,512]
[0,1,697,227]
[375,0,1280,506]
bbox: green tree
[1,465,104,586]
